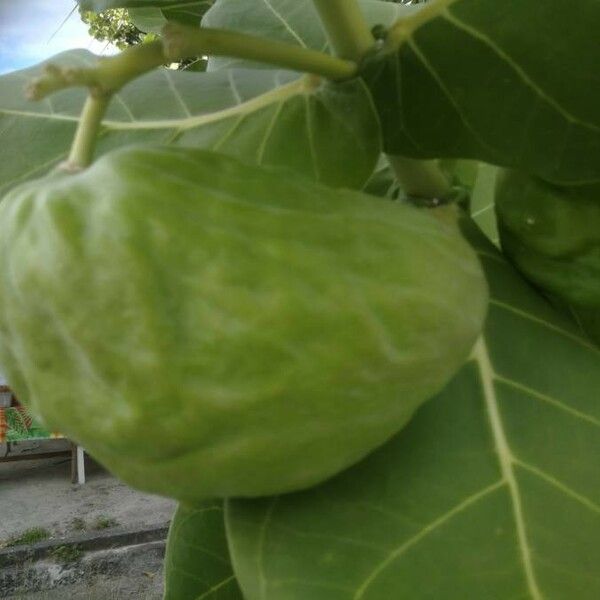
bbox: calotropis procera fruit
[495,169,600,344]
[0,147,488,500]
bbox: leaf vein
[406,38,501,160]
[195,574,237,600]
[442,10,600,133]
[353,479,505,599]
[514,459,600,514]
[112,93,136,122]
[165,72,192,118]
[261,0,307,47]
[489,299,600,354]
[256,101,283,165]
[228,70,243,105]
[495,375,600,428]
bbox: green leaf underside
[202,0,413,71]
[0,51,380,195]
[225,223,600,600]
[127,7,168,34]
[164,502,243,600]
[78,0,211,12]
[129,2,213,32]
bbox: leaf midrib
[0,77,306,132]
[474,337,543,600]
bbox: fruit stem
[311,0,374,61]
[65,95,110,171]
[162,23,357,81]
[387,155,452,201]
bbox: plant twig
[311,0,374,61]
[26,41,166,170]
[26,40,166,100]
[162,23,357,81]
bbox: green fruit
[495,169,600,343]
[0,147,487,500]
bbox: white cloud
[0,0,118,74]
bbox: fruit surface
[495,169,600,343]
[0,147,488,500]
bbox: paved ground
[4,542,165,599]
[1,441,175,598]
[8,579,162,600]
[0,441,175,542]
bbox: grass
[70,517,87,532]
[3,527,51,548]
[48,544,82,564]
[68,514,119,533]
[92,516,119,530]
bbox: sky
[0,0,117,75]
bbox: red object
[1,384,11,443]
[0,408,6,443]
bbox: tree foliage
[79,8,145,50]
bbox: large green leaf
[226,221,600,599]
[79,0,213,30]
[128,7,168,33]
[361,0,600,185]
[0,52,380,195]
[202,0,413,70]
[164,502,243,600]
[138,2,213,29]
[203,0,600,184]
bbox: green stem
[65,95,110,170]
[162,23,357,80]
[27,40,166,100]
[387,155,452,200]
[26,42,167,170]
[311,0,374,61]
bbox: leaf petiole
[162,23,357,81]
